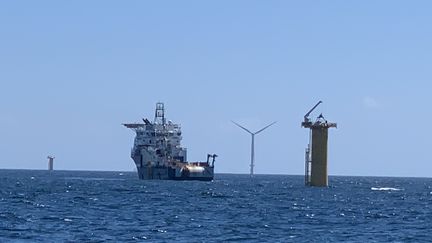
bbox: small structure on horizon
[302,101,337,187]
[47,156,55,171]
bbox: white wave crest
[371,187,401,191]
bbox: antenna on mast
[232,121,276,176]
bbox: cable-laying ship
[123,102,216,181]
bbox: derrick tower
[302,101,337,187]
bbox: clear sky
[1,1,431,177]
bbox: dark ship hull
[135,163,214,181]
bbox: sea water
[0,170,431,242]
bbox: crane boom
[303,101,322,123]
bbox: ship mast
[154,102,166,125]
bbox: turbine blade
[231,121,253,134]
[254,121,277,135]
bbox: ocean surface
[0,170,431,242]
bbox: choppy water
[1,170,431,242]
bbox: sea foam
[371,187,402,191]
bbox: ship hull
[135,164,214,181]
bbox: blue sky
[0,1,431,177]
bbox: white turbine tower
[232,121,277,176]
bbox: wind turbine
[232,121,277,176]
